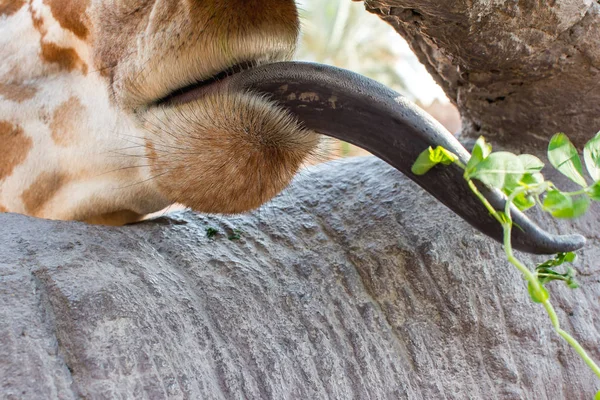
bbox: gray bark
[365,0,600,149]
[2,157,599,399]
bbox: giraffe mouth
[146,59,585,254]
[154,60,260,106]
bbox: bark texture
[2,157,600,399]
[365,0,600,149]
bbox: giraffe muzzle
[226,61,586,255]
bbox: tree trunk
[2,157,599,399]
[365,0,600,149]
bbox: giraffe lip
[153,60,259,106]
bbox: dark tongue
[227,61,585,255]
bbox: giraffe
[0,0,317,225]
[0,0,585,254]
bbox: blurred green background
[295,0,460,160]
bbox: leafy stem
[543,301,600,379]
[412,132,600,396]
[466,180,539,286]
[469,165,600,383]
[466,180,504,225]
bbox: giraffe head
[0,0,586,254]
[1,0,317,223]
[92,0,320,214]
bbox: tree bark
[359,4,600,396]
[365,0,600,149]
[2,158,599,399]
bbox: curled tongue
[227,62,585,254]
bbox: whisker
[114,166,184,190]
[92,164,155,178]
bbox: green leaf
[565,267,580,289]
[584,131,600,181]
[412,146,458,175]
[536,252,577,270]
[587,181,600,201]
[433,146,458,165]
[542,191,569,217]
[536,251,580,289]
[537,268,565,285]
[548,133,587,187]
[512,192,536,211]
[467,152,524,190]
[567,280,580,289]
[505,170,545,211]
[466,136,492,174]
[564,252,577,263]
[518,154,544,173]
[595,390,600,400]
[521,172,544,186]
[412,147,438,175]
[543,190,590,218]
[528,281,549,303]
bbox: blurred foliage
[295,0,459,161]
[296,0,408,94]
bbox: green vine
[412,132,600,398]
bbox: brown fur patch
[29,10,88,73]
[50,96,85,146]
[30,6,44,32]
[40,42,88,74]
[0,121,33,181]
[21,172,69,216]
[0,204,7,212]
[44,0,90,39]
[0,0,25,16]
[0,83,37,103]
